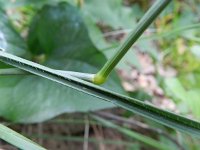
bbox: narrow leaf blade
[0,51,200,137]
[0,123,45,150]
[92,115,171,150]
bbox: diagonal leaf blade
[92,115,171,150]
[0,51,200,137]
[0,123,45,150]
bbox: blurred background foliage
[0,0,200,149]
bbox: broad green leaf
[0,123,45,150]
[0,8,26,68]
[83,17,110,51]
[0,2,125,123]
[82,0,142,29]
[1,52,200,137]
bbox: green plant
[0,124,45,150]
[1,0,200,149]
[0,2,124,123]
[93,0,171,84]
[1,48,200,135]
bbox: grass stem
[94,0,172,84]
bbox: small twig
[92,124,106,150]
[103,28,156,38]
[37,123,43,146]
[27,125,33,137]
[83,115,89,150]
[94,111,185,150]
[103,29,132,37]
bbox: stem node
[93,73,107,85]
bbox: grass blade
[92,115,172,150]
[144,23,200,40]
[0,124,45,150]
[28,134,137,147]
[0,51,200,137]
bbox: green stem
[93,0,172,84]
